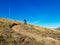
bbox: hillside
[0,18,60,45]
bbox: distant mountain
[56,27,60,30]
[0,18,60,45]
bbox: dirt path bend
[12,25,43,41]
[12,25,60,44]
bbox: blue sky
[0,0,60,28]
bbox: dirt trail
[12,25,43,41]
[12,25,60,44]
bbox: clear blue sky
[0,0,60,28]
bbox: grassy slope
[0,18,60,45]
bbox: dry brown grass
[0,18,60,45]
